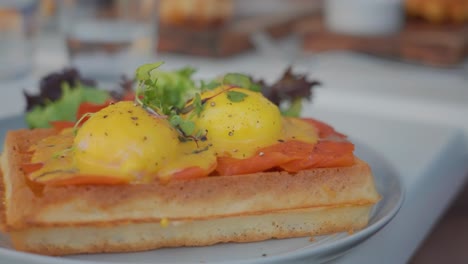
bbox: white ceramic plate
[0,116,404,264]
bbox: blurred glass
[58,0,157,80]
[0,0,38,81]
[39,0,59,32]
[325,0,403,36]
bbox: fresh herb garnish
[192,93,205,117]
[135,62,197,114]
[179,120,196,136]
[134,64,320,140]
[169,115,196,136]
[281,98,303,117]
[24,67,135,128]
[200,80,221,91]
[256,67,320,117]
[135,62,206,142]
[222,73,261,92]
[226,91,248,102]
[73,113,95,135]
[169,115,183,127]
[135,62,164,81]
[223,73,251,89]
[27,62,320,136]
[25,84,109,129]
[24,68,96,111]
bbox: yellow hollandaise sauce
[192,86,318,159]
[27,87,319,184]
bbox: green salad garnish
[25,64,320,130]
[26,83,109,128]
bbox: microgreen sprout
[132,63,319,143]
[73,113,94,135]
[226,90,248,102]
[133,62,207,142]
[222,73,260,92]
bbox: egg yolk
[27,87,319,184]
[73,101,180,182]
[192,86,283,159]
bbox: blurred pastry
[159,0,233,28]
[405,0,468,23]
[0,9,21,32]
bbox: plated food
[0,63,380,256]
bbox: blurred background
[0,0,467,263]
[1,0,467,81]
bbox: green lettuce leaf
[25,84,109,128]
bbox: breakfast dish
[0,131,402,264]
[0,63,381,256]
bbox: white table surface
[0,35,467,264]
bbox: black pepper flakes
[131,116,138,121]
[103,115,108,119]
